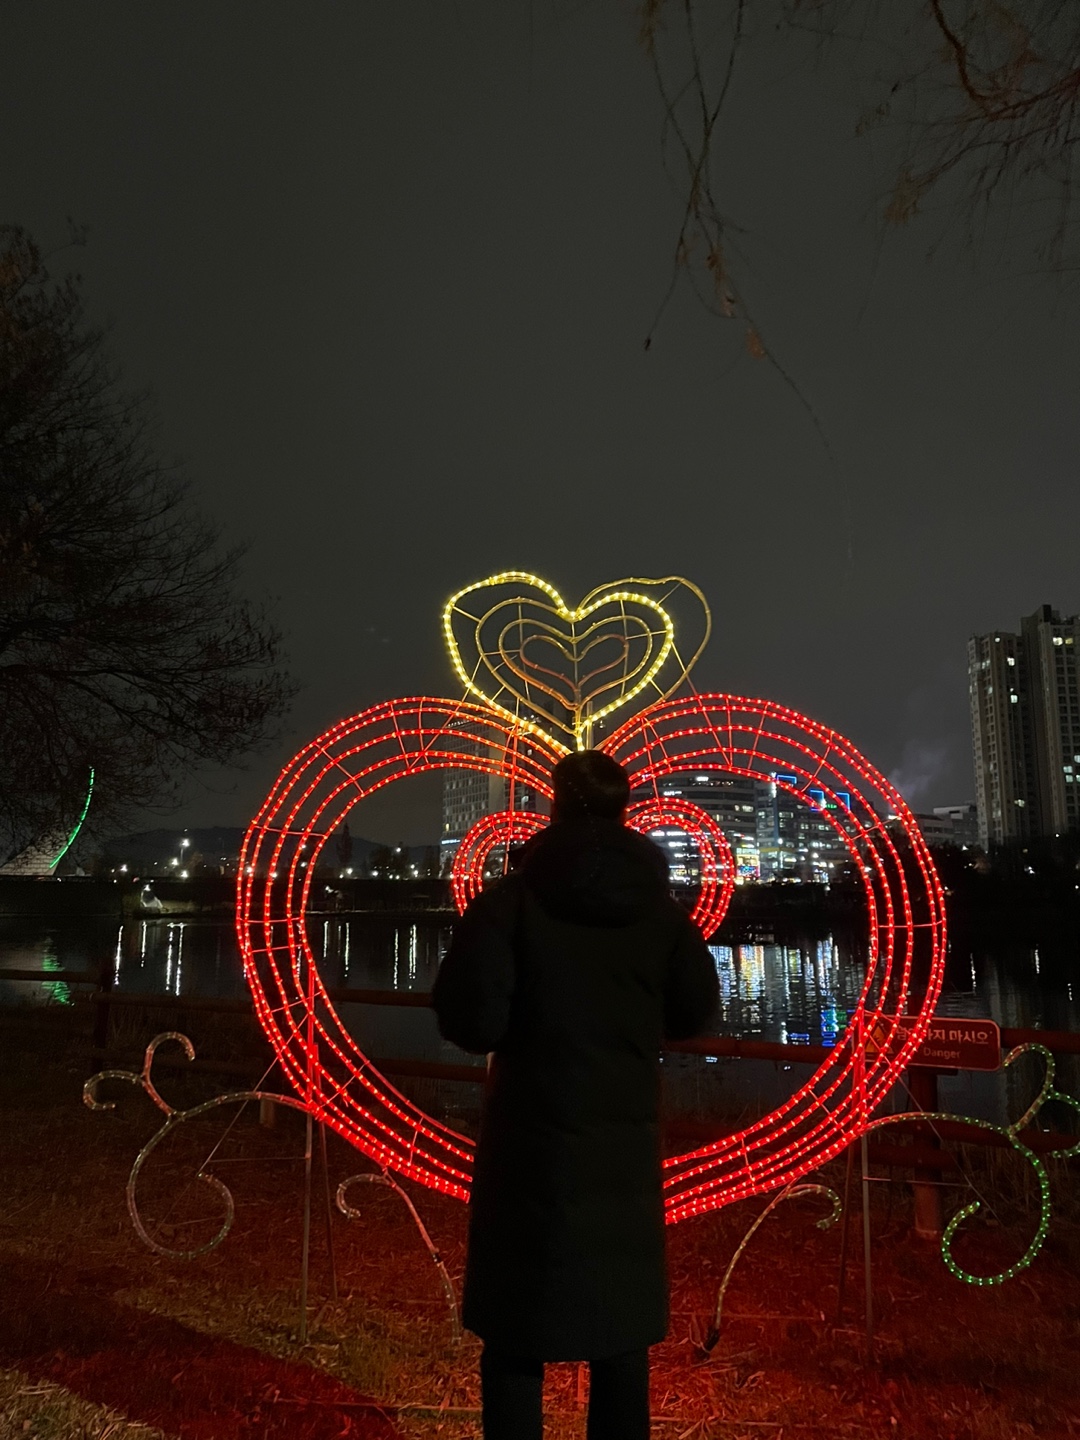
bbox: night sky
[4,4,1077,843]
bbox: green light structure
[49,767,94,871]
[867,1043,1080,1286]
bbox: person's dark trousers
[480,1344,650,1439]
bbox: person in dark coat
[432,749,719,1440]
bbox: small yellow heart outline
[442,571,712,748]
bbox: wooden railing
[3,965,1079,1157]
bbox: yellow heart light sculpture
[442,571,712,749]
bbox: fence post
[908,1067,943,1241]
[90,951,114,1073]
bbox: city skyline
[3,7,1077,846]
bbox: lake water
[2,915,1078,1131]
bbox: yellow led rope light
[442,577,565,751]
[442,571,711,749]
[493,610,657,717]
[480,588,672,743]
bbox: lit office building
[969,605,1080,847]
[647,771,762,882]
[756,774,852,883]
[639,769,851,885]
[440,757,538,871]
[921,804,980,848]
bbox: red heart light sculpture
[237,575,946,1220]
[449,808,549,915]
[449,797,735,940]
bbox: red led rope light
[598,693,945,1222]
[238,691,944,1219]
[449,797,736,939]
[450,809,548,912]
[237,698,564,1199]
[623,797,735,938]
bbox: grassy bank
[2,1003,1079,1438]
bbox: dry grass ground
[2,1001,1079,1439]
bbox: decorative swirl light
[866,1043,1080,1285]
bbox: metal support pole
[299,1108,314,1343]
[860,1133,874,1357]
[319,1121,338,1303]
[908,1067,944,1241]
[835,1141,856,1321]
[299,951,316,1342]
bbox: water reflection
[1,918,1077,1131]
[2,917,1078,1036]
[708,938,865,1047]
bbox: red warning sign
[867,1015,1001,1072]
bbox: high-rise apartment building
[969,604,1080,847]
[440,756,538,871]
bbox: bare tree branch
[0,225,295,861]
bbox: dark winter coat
[432,817,719,1360]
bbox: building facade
[647,772,762,882]
[927,806,984,846]
[969,604,1080,847]
[639,770,851,885]
[440,759,539,871]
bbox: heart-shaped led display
[237,687,946,1220]
[442,572,710,748]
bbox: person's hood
[519,817,670,928]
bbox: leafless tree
[641,2,1080,352]
[0,225,294,862]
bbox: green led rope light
[867,1043,1080,1287]
[49,767,95,870]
